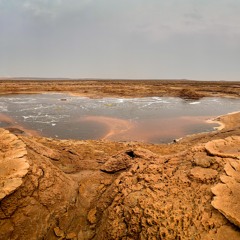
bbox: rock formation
[1,128,240,239]
[94,137,240,239]
[0,129,29,200]
[210,136,240,228]
[205,136,240,159]
[0,129,78,239]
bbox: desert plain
[0,79,240,240]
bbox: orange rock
[189,167,218,182]
[0,129,29,200]
[211,158,240,227]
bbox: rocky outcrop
[205,136,240,159]
[94,138,240,239]
[0,129,78,240]
[0,129,29,200]
[100,151,133,173]
[205,136,240,228]
[22,137,61,161]
[215,225,240,240]
[192,152,213,168]
[189,167,218,183]
[1,127,240,239]
[208,136,240,234]
[100,148,164,173]
[211,158,240,228]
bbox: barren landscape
[0,79,240,99]
[0,79,240,240]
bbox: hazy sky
[0,0,240,80]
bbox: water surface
[0,93,239,143]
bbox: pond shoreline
[1,93,238,143]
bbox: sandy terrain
[0,79,240,239]
[0,79,239,99]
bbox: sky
[0,0,240,80]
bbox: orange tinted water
[0,94,240,143]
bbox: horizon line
[0,77,239,82]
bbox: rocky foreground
[0,110,240,239]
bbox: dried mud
[0,80,240,239]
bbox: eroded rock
[189,167,218,183]
[0,129,79,239]
[215,225,240,240]
[0,129,29,200]
[22,137,60,161]
[211,159,240,228]
[95,149,227,239]
[209,136,240,228]
[100,154,132,173]
[205,136,240,159]
[87,208,97,224]
[54,227,65,237]
[192,152,212,168]
[1,127,240,239]
[100,148,164,173]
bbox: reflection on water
[0,93,239,143]
[0,121,10,128]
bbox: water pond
[0,93,239,143]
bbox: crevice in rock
[125,150,136,159]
